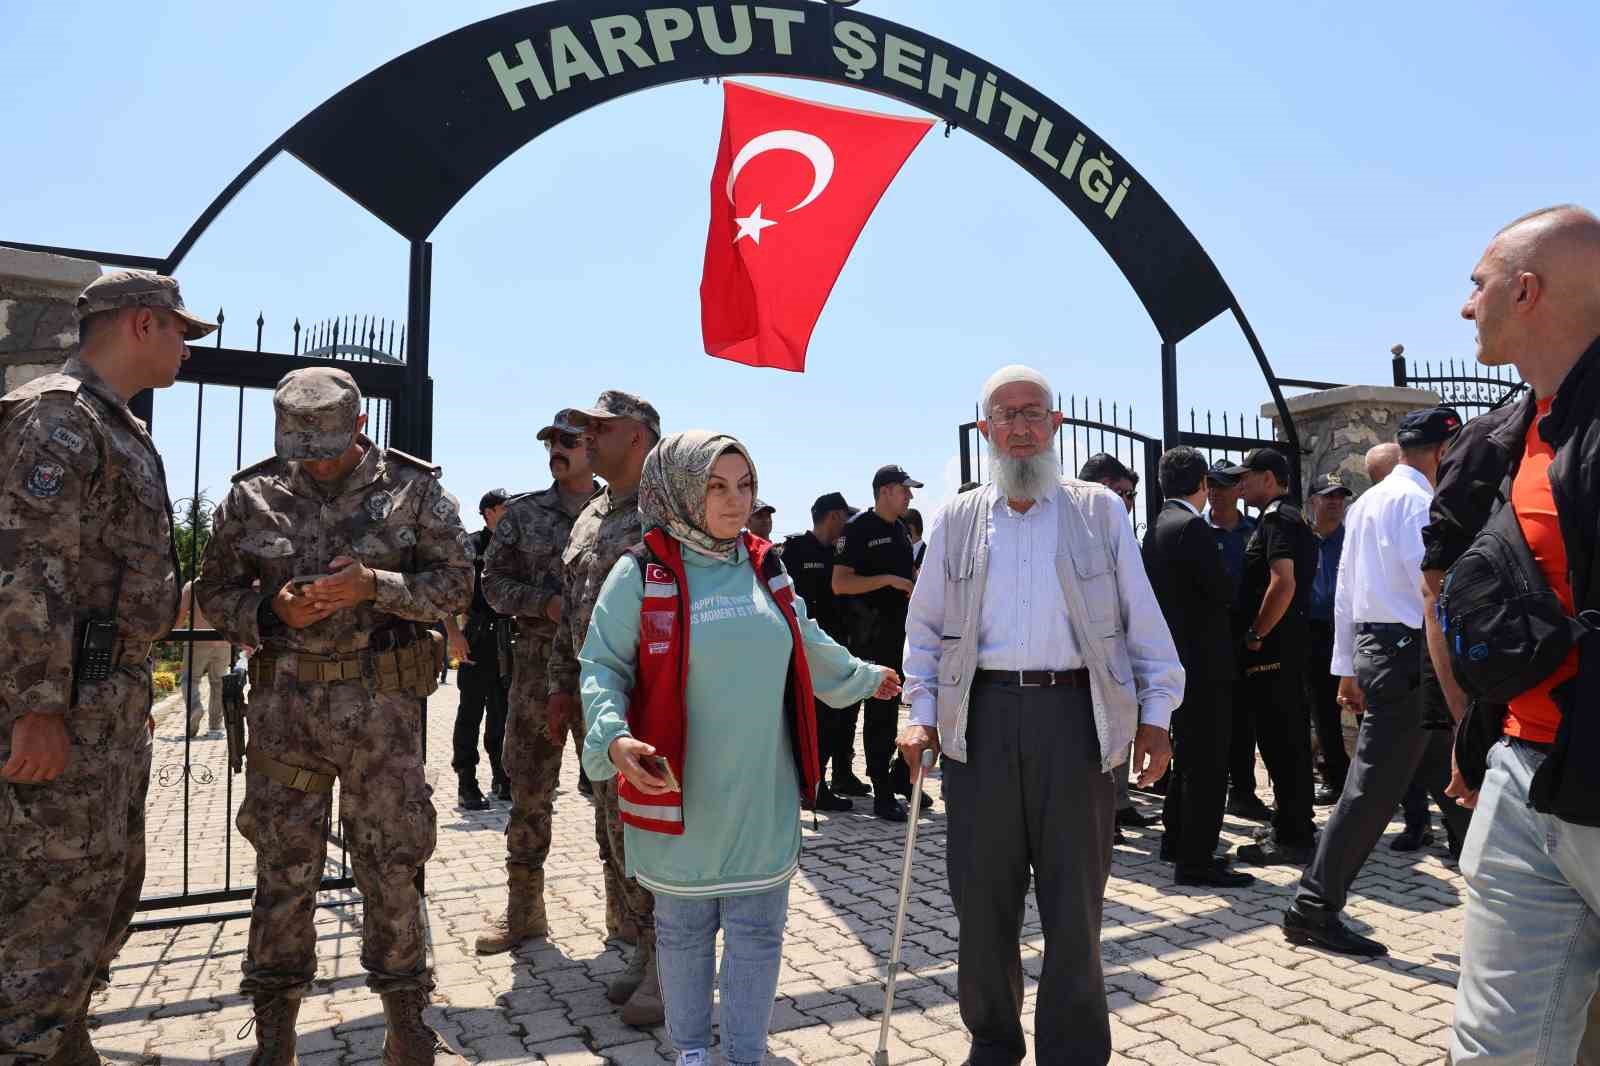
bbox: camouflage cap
[76,270,217,340]
[568,390,661,438]
[535,408,587,442]
[273,367,363,461]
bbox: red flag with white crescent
[700,82,934,372]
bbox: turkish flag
[700,82,934,372]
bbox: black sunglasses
[545,431,582,450]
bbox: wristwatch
[1246,628,1263,644]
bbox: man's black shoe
[910,791,936,816]
[1236,838,1314,867]
[1390,827,1434,852]
[577,773,594,798]
[458,779,491,812]
[815,785,853,812]
[1115,806,1157,829]
[834,773,872,797]
[873,795,907,822]
[1158,836,1174,862]
[1226,795,1275,823]
[492,778,511,802]
[1313,785,1342,807]
[1282,907,1387,957]
[1175,864,1256,888]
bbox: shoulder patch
[24,461,67,497]
[385,448,441,476]
[232,454,283,483]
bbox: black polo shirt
[834,508,916,636]
[778,531,844,642]
[1237,497,1318,657]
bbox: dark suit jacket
[1142,499,1237,686]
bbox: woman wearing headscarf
[579,431,900,1066]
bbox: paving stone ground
[99,682,1466,1064]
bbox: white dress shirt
[1329,463,1434,676]
[904,483,1183,731]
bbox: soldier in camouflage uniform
[196,367,472,1066]
[473,409,599,956]
[0,271,213,1065]
[548,390,665,1027]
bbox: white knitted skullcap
[980,365,1054,414]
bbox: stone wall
[1261,385,1441,495]
[0,247,100,392]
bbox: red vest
[617,527,821,835]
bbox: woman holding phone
[578,430,899,1066]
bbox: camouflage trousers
[0,669,150,1062]
[596,777,655,933]
[237,667,436,999]
[501,638,569,874]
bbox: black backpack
[1438,471,1600,702]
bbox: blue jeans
[1453,738,1600,1065]
[653,882,789,1065]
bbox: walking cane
[873,747,935,1066]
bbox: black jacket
[1142,499,1237,687]
[1443,337,1600,824]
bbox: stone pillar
[1260,385,1441,495]
[0,247,100,392]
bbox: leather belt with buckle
[973,668,1090,688]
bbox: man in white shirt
[897,364,1182,1066]
[1283,406,1464,957]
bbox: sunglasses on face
[1117,488,1138,501]
[545,431,583,450]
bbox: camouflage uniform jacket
[480,481,589,638]
[0,355,179,720]
[548,486,640,697]
[195,437,471,653]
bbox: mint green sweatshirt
[579,541,880,898]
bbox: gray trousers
[1296,623,1471,917]
[944,681,1114,1066]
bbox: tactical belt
[247,745,335,793]
[247,641,436,694]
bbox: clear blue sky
[4,1,1594,532]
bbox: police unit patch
[24,461,66,498]
[48,425,86,454]
[365,491,394,521]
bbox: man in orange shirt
[1448,204,1600,1066]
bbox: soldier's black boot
[457,774,490,812]
[380,988,466,1064]
[244,994,300,1066]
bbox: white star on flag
[733,204,778,244]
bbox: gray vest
[933,480,1149,770]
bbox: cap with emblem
[1205,459,1241,487]
[1309,472,1354,497]
[1221,448,1291,483]
[76,270,217,340]
[536,409,586,443]
[872,464,924,492]
[566,391,661,439]
[273,367,362,461]
[479,488,509,512]
[811,491,858,522]
[1396,406,1464,447]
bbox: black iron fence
[1391,350,1524,420]
[136,310,419,931]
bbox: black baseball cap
[479,488,508,512]
[1204,459,1241,487]
[872,464,924,491]
[811,492,858,522]
[1396,406,1463,447]
[1309,473,1354,498]
[751,499,775,516]
[1223,447,1291,483]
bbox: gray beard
[989,444,1061,502]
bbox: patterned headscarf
[639,430,759,561]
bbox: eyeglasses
[988,406,1051,427]
[1117,488,1138,501]
[544,431,582,450]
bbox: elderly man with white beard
[897,365,1183,1066]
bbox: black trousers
[1227,675,1258,801]
[1162,682,1233,872]
[1297,624,1471,915]
[1239,652,1316,846]
[815,699,852,781]
[858,633,904,787]
[1306,619,1350,789]
[945,681,1113,1066]
[451,660,507,782]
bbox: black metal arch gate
[2,0,1302,927]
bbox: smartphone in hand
[290,574,325,592]
[643,754,680,792]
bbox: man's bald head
[1364,442,1400,484]
[1463,204,1600,394]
